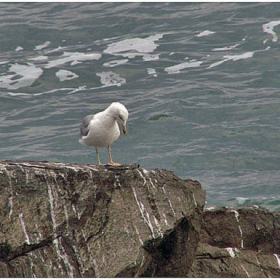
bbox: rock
[2,160,279,277]
[0,161,205,277]
[188,206,280,277]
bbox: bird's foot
[107,161,121,166]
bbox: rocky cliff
[0,161,205,277]
[0,161,279,277]
[188,206,280,277]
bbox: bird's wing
[80,114,94,137]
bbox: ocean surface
[0,2,280,211]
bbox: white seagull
[79,102,129,166]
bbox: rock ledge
[0,161,204,277]
[1,161,280,277]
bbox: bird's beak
[122,123,127,135]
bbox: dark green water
[0,2,280,210]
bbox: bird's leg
[95,147,102,165]
[107,145,121,166]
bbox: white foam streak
[45,52,101,69]
[34,41,51,50]
[103,59,128,67]
[15,46,24,52]
[196,30,216,37]
[212,44,240,51]
[96,71,126,87]
[147,68,157,77]
[29,55,49,61]
[208,51,254,69]
[104,34,163,56]
[224,52,254,61]
[165,60,203,74]
[56,69,79,81]
[0,63,43,90]
[263,21,280,42]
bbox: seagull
[79,102,129,166]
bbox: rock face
[188,206,280,277]
[1,160,280,278]
[0,161,205,277]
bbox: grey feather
[80,114,94,137]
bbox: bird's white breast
[81,117,120,147]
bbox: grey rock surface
[188,206,280,277]
[1,160,280,277]
[0,161,205,277]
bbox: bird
[79,102,129,166]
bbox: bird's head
[110,102,129,135]
[118,108,129,135]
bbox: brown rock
[0,161,205,277]
[188,206,280,277]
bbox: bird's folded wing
[80,114,95,137]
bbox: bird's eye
[119,115,124,121]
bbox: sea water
[0,2,280,210]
